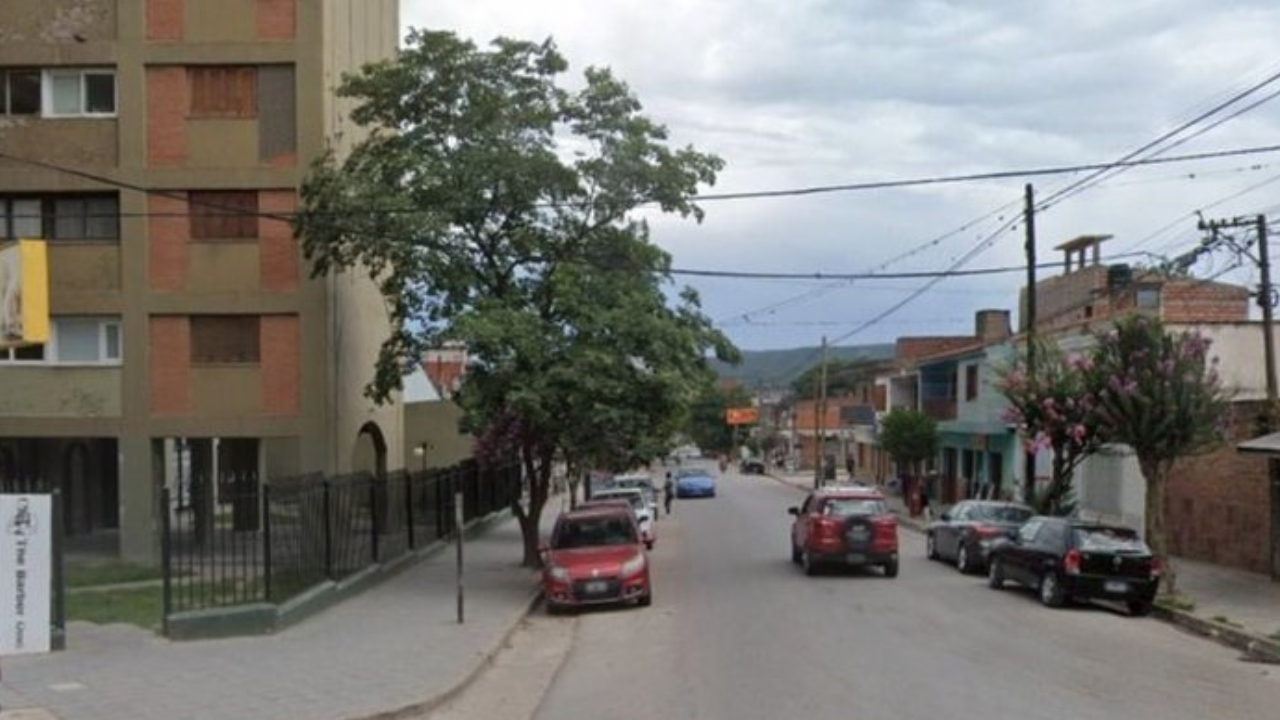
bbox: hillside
[712,343,895,389]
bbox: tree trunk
[1139,459,1176,594]
[515,445,553,568]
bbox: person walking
[663,472,675,515]
[919,482,932,521]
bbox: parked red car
[789,484,899,577]
[541,506,652,612]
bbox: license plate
[1104,580,1128,594]
[850,528,869,540]
[846,553,866,563]
[584,580,608,594]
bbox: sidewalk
[0,513,550,720]
[764,469,1280,662]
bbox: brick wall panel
[259,190,298,291]
[147,0,184,40]
[257,0,296,40]
[150,316,191,415]
[261,315,299,415]
[149,194,189,291]
[147,67,188,166]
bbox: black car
[925,500,1033,573]
[986,517,1162,616]
[740,457,766,474]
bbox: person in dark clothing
[663,472,675,515]
[918,483,932,520]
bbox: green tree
[791,358,877,399]
[878,409,938,481]
[997,341,1104,515]
[295,30,736,566]
[1083,315,1229,592]
[686,384,754,455]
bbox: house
[0,0,402,562]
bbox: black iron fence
[160,459,521,618]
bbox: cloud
[405,0,1280,350]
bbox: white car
[591,487,656,548]
[611,473,660,518]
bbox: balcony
[0,365,121,418]
[921,397,957,421]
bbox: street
[524,463,1280,720]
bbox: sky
[402,0,1280,352]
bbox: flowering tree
[998,341,1105,515]
[1084,315,1229,592]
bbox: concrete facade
[0,0,402,562]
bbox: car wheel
[1039,572,1066,608]
[545,600,563,616]
[791,542,802,564]
[1127,600,1152,617]
[926,532,938,560]
[987,558,1005,589]
[956,543,972,574]
[883,559,899,578]
[802,549,819,576]
[638,591,652,607]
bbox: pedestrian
[845,456,855,479]
[919,483,932,521]
[663,472,675,515]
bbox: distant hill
[713,343,895,390]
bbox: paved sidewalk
[764,468,1280,659]
[0,513,551,720]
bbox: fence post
[262,483,273,602]
[370,476,380,563]
[323,480,333,580]
[160,487,173,637]
[406,471,415,551]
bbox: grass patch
[65,562,163,589]
[1269,630,1280,642]
[67,586,162,631]
[1211,615,1243,628]
[1155,594,1197,612]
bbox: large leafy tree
[295,30,736,566]
[791,358,878,399]
[998,341,1104,515]
[1083,315,1229,592]
[878,409,938,482]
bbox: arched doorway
[353,422,387,479]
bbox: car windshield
[823,498,887,517]
[553,516,637,549]
[971,504,1033,523]
[1073,527,1148,553]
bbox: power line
[679,252,1148,282]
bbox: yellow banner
[0,239,50,349]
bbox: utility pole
[814,336,829,488]
[1022,183,1038,504]
[1199,214,1279,579]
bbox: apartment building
[0,0,402,561]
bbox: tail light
[1063,549,1082,575]
[972,524,1005,539]
[813,517,842,541]
[1150,556,1164,578]
[871,516,898,551]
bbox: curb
[1152,605,1280,664]
[343,581,545,720]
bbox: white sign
[0,494,52,655]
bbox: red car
[541,506,652,612]
[788,485,899,577]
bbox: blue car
[675,471,716,498]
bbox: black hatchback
[986,517,1162,616]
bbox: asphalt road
[532,463,1280,720]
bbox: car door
[1004,518,1043,585]
[792,493,815,548]
[940,502,969,559]
[1025,520,1067,587]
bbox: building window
[1,195,119,240]
[1136,287,1161,310]
[1,69,41,115]
[965,364,979,401]
[189,66,257,118]
[43,69,116,117]
[189,191,258,240]
[0,345,45,362]
[191,316,260,364]
[51,317,122,363]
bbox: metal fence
[160,459,521,619]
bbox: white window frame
[41,69,116,118]
[46,317,123,365]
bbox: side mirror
[939,512,951,522]
[787,506,799,516]
[645,540,654,550]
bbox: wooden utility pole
[814,336,829,488]
[1022,183,1038,504]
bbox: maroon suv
[789,485,899,577]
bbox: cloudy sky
[403,0,1280,351]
